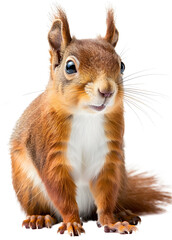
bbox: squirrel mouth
[89,104,106,111]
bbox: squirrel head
[47,8,124,114]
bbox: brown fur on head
[47,8,123,114]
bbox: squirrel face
[48,9,124,114]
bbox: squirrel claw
[96,221,102,228]
[103,221,137,234]
[22,215,56,229]
[57,222,85,236]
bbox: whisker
[124,99,142,123]
[123,89,163,103]
[124,87,163,97]
[122,83,144,87]
[124,90,156,99]
[124,93,160,122]
[119,47,129,58]
[124,93,160,116]
[123,95,155,123]
[22,90,44,96]
[0,90,45,107]
[123,69,154,81]
[119,73,166,85]
[119,88,160,100]
[124,92,158,106]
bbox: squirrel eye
[65,60,77,74]
[121,61,125,74]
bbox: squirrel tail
[118,170,172,215]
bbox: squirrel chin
[89,104,106,112]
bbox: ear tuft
[48,8,71,52]
[104,9,119,47]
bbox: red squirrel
[10,8,171,236]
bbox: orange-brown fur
[10,8,171,236]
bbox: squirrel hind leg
[115,210,141,225]
[22,215,57,229]
[11,145,61,225]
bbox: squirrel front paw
[57,222,85,236]
[97,220,137,234]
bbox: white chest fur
[67,113,108,215]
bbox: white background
[0,0,171,239]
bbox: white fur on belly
[76,184,95,216]
[67,112,108,215]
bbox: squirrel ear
[48,9,71,52]
[104,9,119,47]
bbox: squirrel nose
[98,89,114,98]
